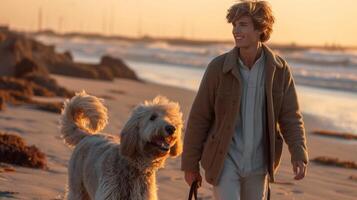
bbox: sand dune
[0,75,356,199]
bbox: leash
[188,180,199,200]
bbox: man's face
[232,16,262,48]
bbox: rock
[100,55,139,80]
[23,74,74,97]
[63,51,73,61]
[0,76,33,98]
[0,96,4,110]
[0,32,32,76]
[0,76,71,110]
[14,57,48,78]
[96,66,115,81]
[0,32,5,42]
[0,77,33,105]
[0,30,76,112]
[0,29,139,81]
[0,25,9,32]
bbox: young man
[181,1,308,199]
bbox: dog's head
[120,95,183,160]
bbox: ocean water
[35,35,357,134]
[35,35,357,87]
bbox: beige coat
[181,44,308,185]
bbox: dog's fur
[59,91,183,200]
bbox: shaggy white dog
[59,91,183,200]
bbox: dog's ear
[169,105,183,157]
[120,119,140,158]
[170,126,183,157]
[169,140,183,157]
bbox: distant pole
[137,15,142,38]
[116,0,120,35]
[102,10,107,35]
[136,0,142,38]
[109,3,115,35]
[161,23,166,38]
[58,17,63,33]
[79,21,83,32]
[181,18,186,39]
[191,22,195,39]
[38,7,43,32]
[158,23,161,38]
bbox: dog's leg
[94,189,110,200]
[66,176,90,200]
[66,186,90,200]
[146,174,158,200]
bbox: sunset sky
[1,0,356,46]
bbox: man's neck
[238,42,263,70]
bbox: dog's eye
[149,113,158,121]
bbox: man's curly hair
[226,0,275,42]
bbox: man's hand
[184,171,202,188]
[292,160,307,180]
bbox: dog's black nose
[165,125,176,135]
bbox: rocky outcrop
[0,74,71,113]
[0,28,139,81]
[100,55,138,80]
[0,28,139,113]
[14,57,48,78]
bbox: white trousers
[213,157,268,200]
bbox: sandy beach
[0,74,356,200]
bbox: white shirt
[227,50,267,177]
